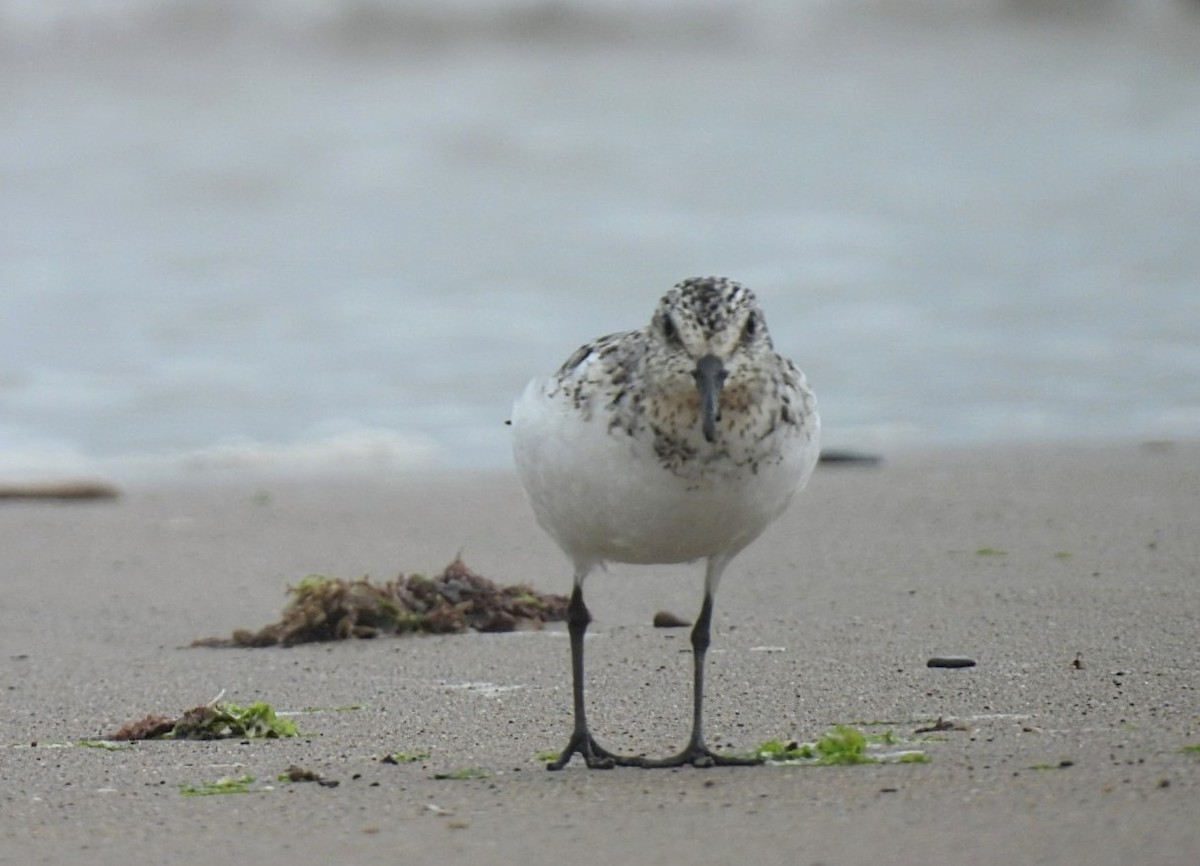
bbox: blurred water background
[2,0,1199,481]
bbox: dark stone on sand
[927,656,977,668]
[653,611,691,628]
[817,450,882,466]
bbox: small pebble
[927,656,976,669]
[653,611,691,628]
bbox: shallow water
[2,0,1198,480]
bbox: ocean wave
[0,0,794,49]
[0,428,445,485]
[1,0,1187,52]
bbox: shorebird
[511,276,819,769]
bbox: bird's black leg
[641,591,763,768]
[548,584,644,770]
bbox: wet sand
[2,442,1198,865]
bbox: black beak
[692,353,728,443]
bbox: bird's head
[649,277,772,443]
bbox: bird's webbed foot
[546,731,646,771]
[638,744,764,769]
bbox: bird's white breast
[511,375,819,569]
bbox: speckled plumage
[511,276,819,770]
[514,276,818,568]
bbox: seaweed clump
[193,557,568,648]
[111,699,298,741]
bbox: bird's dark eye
[741,313,758,343]
[662,315,680,344]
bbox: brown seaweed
[192,557,568,648]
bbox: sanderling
[511,276,819,769]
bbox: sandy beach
[2,441,1198,865]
